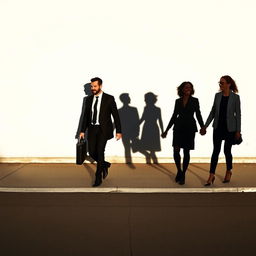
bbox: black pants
[87,125,108,178]
[210,129,234,174]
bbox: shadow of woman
[190,163,223,181]
[139,92,164,164]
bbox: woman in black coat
[162,82,204,185]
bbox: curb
[1,187,256,193]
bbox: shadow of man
[139,92,164,164]
[76,83,94,162]
[118,93,140,167]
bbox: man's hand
[79,132,85,139]
[116,133,122,140]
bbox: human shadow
[147,163,176,182]
[186,167,206,185]
[118,93,140,168]
[82,163,96,181]
[0,163,29,181]
[76,83,94,162]
[139,92,164,164]
[75,83,92,139]
[190,163,223,181]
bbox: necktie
[92,96,99,124]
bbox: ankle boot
[175,170,182,183]
[179,172,185,185]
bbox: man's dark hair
[91,77,103,85]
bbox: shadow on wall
[118,92,164,166]
[75,83,93,162]
[76,83,92,139]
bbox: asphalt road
[1,193,256,256]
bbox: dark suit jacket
[81,93,122,140]
[166,96,204,133]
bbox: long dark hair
[221,75,238,93]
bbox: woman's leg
[173,146,182,182]
[223,139,233,182]
[178,149,190,185]
[183,149,190,173]
[209,131,222,174]
[224,139,233,171]
[205,130,222,186]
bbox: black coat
[166,96,204,133]
[81,93,122,140]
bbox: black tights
[210,130,233,174]
[173,147,190,173]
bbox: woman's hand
[200,127,207,136]
[161,131,168,138]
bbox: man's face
[91,81,102,95]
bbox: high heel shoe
[223,170,232,183]
[204,174,215,186]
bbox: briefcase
[76,138,87,165]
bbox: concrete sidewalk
[0,163,255,193]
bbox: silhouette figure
[139,92,164,164]
[76,83,93,139]
[118,93,140,165]
[162,82,204,185]
[76,83,94,162]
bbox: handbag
[76,138,87,165]
[232,134,243,145]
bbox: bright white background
[0,0,255,160]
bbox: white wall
[0,0,255,160]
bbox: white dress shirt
[91,91,103,125]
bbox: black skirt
[172,130,196,150]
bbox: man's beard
[92,88,101,95]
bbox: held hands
[200,127,206,136]
[161,131,168,138]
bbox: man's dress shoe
[103,162,111,179]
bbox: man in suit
[79,77,122,187]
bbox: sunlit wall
[0,0,255,161]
